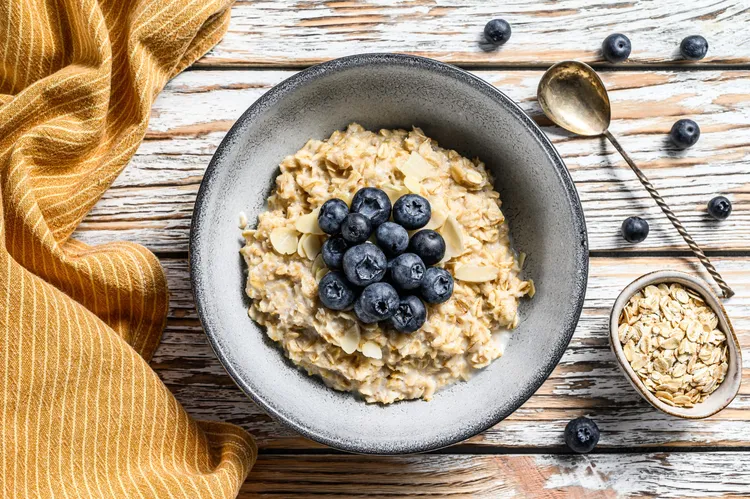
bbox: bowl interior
[609,271,742,419]
[191,54,588,453]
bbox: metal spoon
[537,60,734,299]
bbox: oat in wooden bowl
[609,270,742,419]
[618,283,728,408]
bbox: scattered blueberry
[484,19,511,45]
[389,295,427,333]
[669,119,700,149]
[420,267,454,304]
[351,187,392,227]
[602,33,631,63]
[564,417,600,454]
[390,253,426,291]
[318,199,349,234]
[393,194,432,230]
[341,213,373,244]
[321,235,348,269]
[680,35,708,60]
[354,282,400,323]
[342,243,387,287]
[621,216,649,243]
[317,271,357,311]
[375,222,409,257]
[408,230,446,266]
[707,196,732,221]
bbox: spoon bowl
[537,61,611,136]
[537,60,734,298]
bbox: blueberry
[389,295,427,333]
[708,196,732,221]
[564,417,600,454]
[354,282,400,323]
[375,222,409,258]
[321,235,348,269]
[341,213,373,244]
[670,119,700,149]
[390,253,426,291]
[342,243,387,287]
[318,199,349,234]
[317,271,357,311]
[680,35,708,60]
[420,267,454,304]
[621,216,649,243]
[484,19,511,45]
[393,194,431,230]
[351,187,392,227]
[408,230,445,266]
[602,33,631,63]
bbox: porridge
[240,123,534,404]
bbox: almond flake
[397,151,434,180]
[311,253,325,276]
[382,183,410,204]
[294,208,325,235]
[361,341,382,359]
[439,215,465,261]
[270,227,299,255]
[404,175,423,194]
[302,234,322,260]
[340,326,360,354]
[297,234,308,258]
[424,207,448,230]
[454,265,500,283]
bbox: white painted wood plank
[200,0,750,67]
[152,256,750,449]
[241,452,750,498]
[73,69,750,252]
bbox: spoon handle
[603,130,734,299]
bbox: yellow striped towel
[0,0,257,497]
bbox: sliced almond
[238,211,248,229]
[302,234,322,260]
[311,253,325,276]
[297,233,309,258]
[270,227,299,255]
[454,265,500,283]
[361,341,382,360]
[294,208,324,235]
[403,175,423,194]
[339,190,353,206]
[315,267,329,282]
[382,183,410,204]
[424,207,447,230]
[397,151,434,180]
[439,215,465,261]
[340,326,360,355]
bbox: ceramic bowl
[190,54,589,454]
[610,270,742,419]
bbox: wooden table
[76,1,750,496]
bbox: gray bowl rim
[190,53,589,454]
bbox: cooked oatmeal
[240,123,534,404]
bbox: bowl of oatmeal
[190,54,588,453]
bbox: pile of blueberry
[316,187,454,333]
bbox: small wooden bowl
[610,270,742,419]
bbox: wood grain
[152,255,750,450]
[73,69,750,253]
[240,452,750,498]
[197,0,750,67]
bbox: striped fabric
[0,0,256,497]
